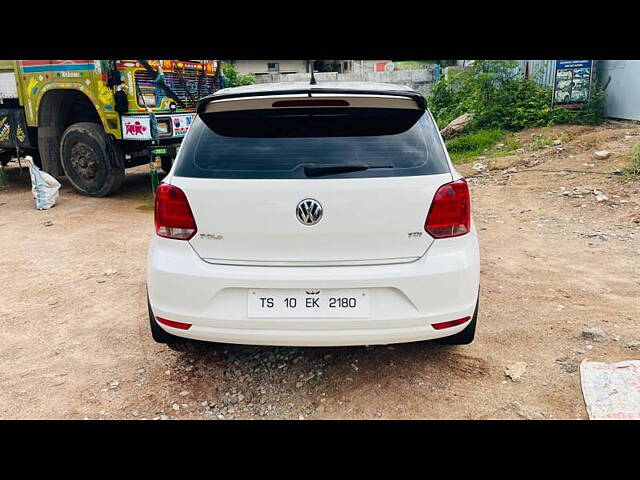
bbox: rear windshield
[173,107,450,179]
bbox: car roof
[197,81,427,113]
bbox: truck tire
[0,149,12,166]
[59,122,125,197]
[161,156,173,174]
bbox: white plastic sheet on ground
[580,360,640,420]
[25,155,60,210]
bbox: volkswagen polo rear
[147,82,480,347]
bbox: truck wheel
[59,122,125,196]
[0,149,12,166]
[161,156,173,174]
[29,150,43,168]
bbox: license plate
[149,147,168,155]
[247,288,370,318]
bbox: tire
[0,149,12,166]
[161,156,174,174]
[148,299,207,352]
[59,122,125,197]
[435,295,479,345]
[28,149,43,168]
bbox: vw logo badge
[296,198,323,226]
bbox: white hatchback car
[147,81,480,350]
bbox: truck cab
[0,59,222,196]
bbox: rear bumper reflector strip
[432,316,471,330]
[157,316,192,330]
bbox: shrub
[221,62,255,88]
[627,143,640,176]
[428,61,606,132]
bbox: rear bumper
[146,233,480,347]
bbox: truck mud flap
[0,108,33,150]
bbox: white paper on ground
[580,360,640,420]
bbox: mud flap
[37,125,65,176]
[0,108,34,150]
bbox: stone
[510,401,546,420]
[440,113,474,139]
[593,151,611,160]
[556,356,579,374]
[505,362,527,382]
[473,162,487,172]
[581,327,607,342]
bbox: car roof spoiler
[196,87,427,114]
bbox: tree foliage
[221,62,255,88]
[429,60,606,132]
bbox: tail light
[272,99,350,107]
[425,179,471,238]
[154,184,197,240]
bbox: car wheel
[435,295,478,345]
[59,122,125,197]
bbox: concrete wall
[234,60,308,75]
[252,67,437,96]
[234,60,394,75]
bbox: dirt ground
[1,121,639,420]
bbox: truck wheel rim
[69,143,98,180]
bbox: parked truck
[0,60,221,196]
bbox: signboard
[172,114,195,137]
[121,113,195,140]
[122,115,152,140]
[552,60,594,108]
[0,72,18,100]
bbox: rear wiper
[303,164,394,177]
